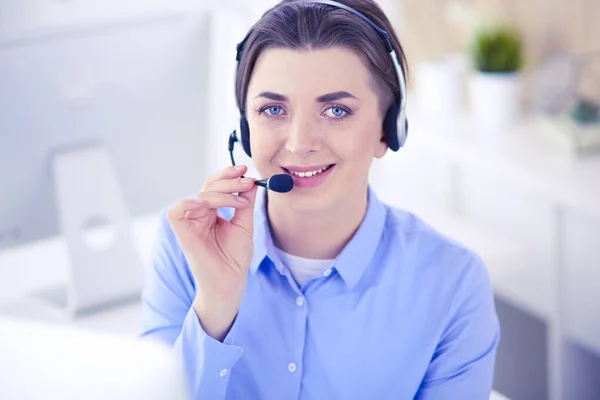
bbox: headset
[228,0,408,167]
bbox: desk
[0,213,161,335]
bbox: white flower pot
[414,55,467,118]
[468,71,521,130]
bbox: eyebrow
[316,91,357,102]
[254,91,357,103]
[255,92,288,101]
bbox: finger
[230,184,258,235]
[203,165,248,188]
[194,191,251,210]
[202,176,256,195]
[166,199,206,222]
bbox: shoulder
[379,203,498,339]
[381,203,492,301]
[383,204,476,260]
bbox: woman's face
[245,47,388,214]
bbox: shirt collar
[334,186,387,289]
[248,190,280,275]
[249,186,388,290]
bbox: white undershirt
[275,247,335,287]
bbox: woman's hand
[166,165,258,341]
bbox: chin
[281,187,339,214]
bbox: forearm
[193,295,239,343]
[174,306,243,399]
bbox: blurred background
[0,1,599,399]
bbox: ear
[374,131,388,159]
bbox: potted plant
[468,24,524,129]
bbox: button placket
[289,288,305,384]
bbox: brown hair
[234,0,408,116]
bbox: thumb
[230,184,258,235]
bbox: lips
[282,163,334,172]
[283,164,335,178]
[281,163,336,189]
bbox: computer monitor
[0,9,244,250]
[0,316,188,399]
[0,7,254,317]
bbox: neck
[267,187,368,260]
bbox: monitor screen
[0,13,216,249]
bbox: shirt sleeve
[414,253,501,400]
[139,210,243,399]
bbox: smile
[281,164,336,189]
[286,164,334,178]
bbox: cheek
[334,123,381,162]
[248,122,283,164]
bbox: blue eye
[324,106,350,119]
[330,107,345,117]
[266,106,282,116]
[257,104,286,119]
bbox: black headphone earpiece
[382,101,408,152]
[383,103,400,151]
[239,115,252,157]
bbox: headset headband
[235,0,406,110]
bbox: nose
[285,116,322,157]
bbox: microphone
[229,130,294,193]
[255,174,294,193]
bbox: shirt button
[322,268,332,277]
[219,368,228,377]
[296,296,304,307]
[288,362,297,373]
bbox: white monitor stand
[1,144,145,321]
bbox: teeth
[289,165,331,177]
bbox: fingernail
[234,165,245,170]
[236,195,249,203]
[240,177,253,184]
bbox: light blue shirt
[141,186,500,399]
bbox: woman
[141,1,500,399]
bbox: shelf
[407,111,600,219]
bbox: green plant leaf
[469,25,523,73]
